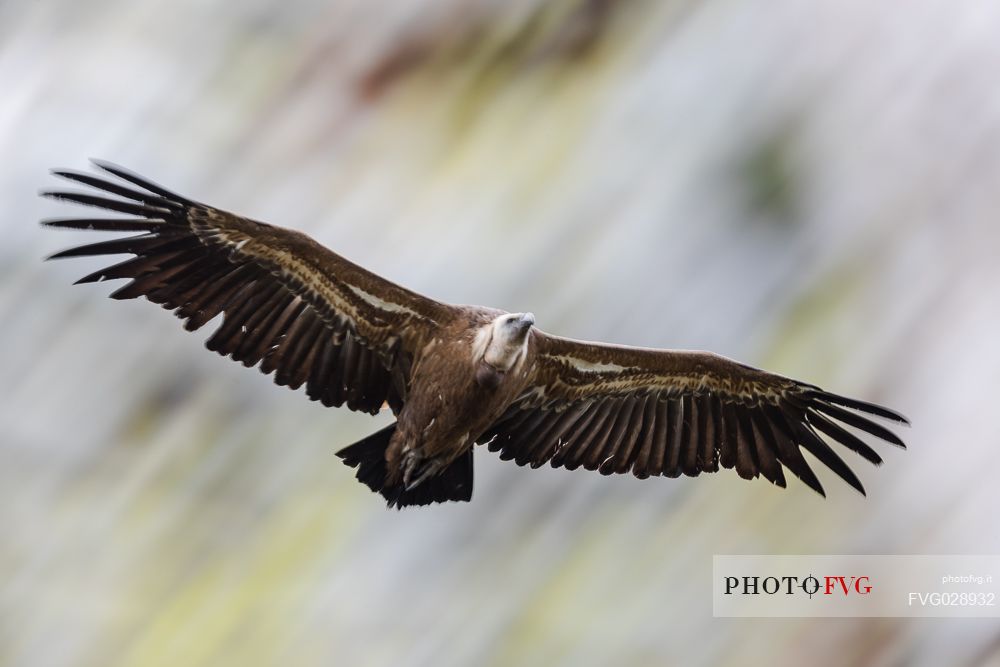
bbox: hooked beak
[518,312,535,331]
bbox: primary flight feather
[43,161,908,508]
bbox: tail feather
[336,423,474,508]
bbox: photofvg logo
[713,555,1000,618]
[723,574,872,598]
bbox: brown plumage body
[43,161,909,508]
[386,310,530,487]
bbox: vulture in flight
[43,161,908,508]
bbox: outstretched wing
[482,332,908,496]
[43,160,455,414]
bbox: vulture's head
[483,312,534,373]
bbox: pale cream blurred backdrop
[2,1,999,666]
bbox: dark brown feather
[681,394,700,476]
[149,262,221,309]
[206,282,266,355]
[806,410,883,465]
[719,401,739,470]
[52,169,182,209]
[491,409,537,459]
[231,286,287,366]
[308,335,340,405]
[526,403,591,466]
[563,400,618,471]
[549,404,603,469]
[281,311,327,390]
[805,389,909,424]
[749,412,786,488]
[741,408,780,485]
[606,395,651,475]
[631,397,664,478]
[700,395,719,473]
[240,293,297,365]
[265,306,314,379]
[43,217,167,232]
[484,408,535,452]
[182,264,260,331]
[661,397,683,478]
[90,159,195,204]
[764,404,825,496]
[109,260,197,300]
[784,408,866,496]
[48,234,171,259]
[498,410,553,462]
[346,343,373,409]
[326,335,356,408]
[809,399,906,448]
[583,397,635,471]
[42,190,171,217]
[733,406,759,480]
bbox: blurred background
[2,0,999,665]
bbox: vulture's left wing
[43,161,456,415]
[482,331,908,496]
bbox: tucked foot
[402,449,451,491]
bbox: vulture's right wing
[483,332,908,496]
[44,160,456,414]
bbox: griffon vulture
[43,161,908,507]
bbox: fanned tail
[336,423,474,508]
